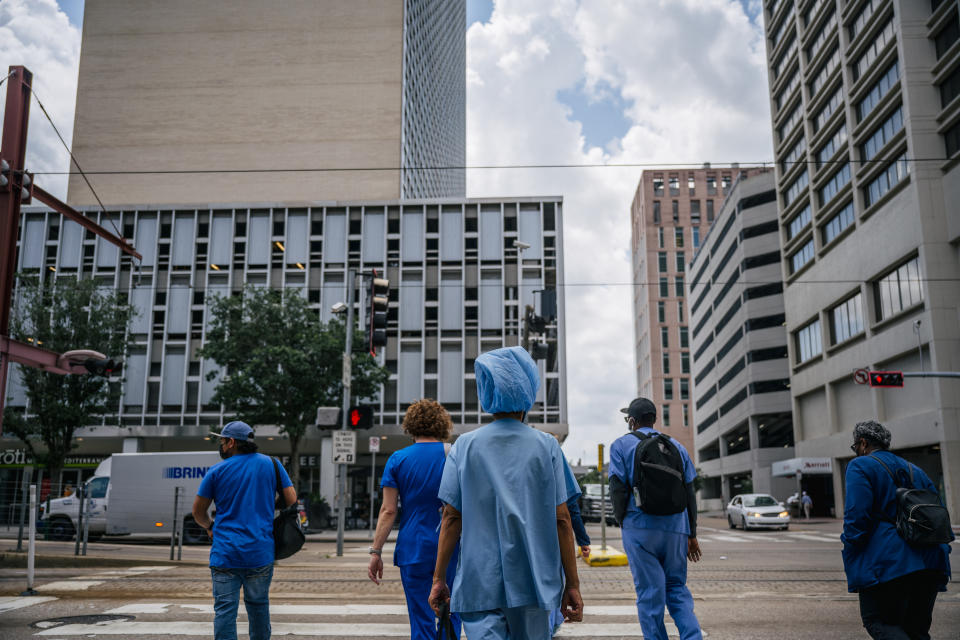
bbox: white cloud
[466,0,773,465]
[0,0,80,200]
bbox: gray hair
[853,420,892,450]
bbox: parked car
[726,493,790,530]
[580,483,616,525]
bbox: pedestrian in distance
[609,397,702,640]
[429,346,583,639]
[191,421,297,640]
[802,491,813,519]
[367,398,461,640]
[842,420,953,639]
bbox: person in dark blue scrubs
[367,399,460,640]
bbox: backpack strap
[868,454,900,487]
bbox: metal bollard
[169,487,181,561]
[16,466,32,552]
[21,484,37,596]
[81,491,91,556]
[74,484,85,556]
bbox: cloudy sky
[3,0,775,465]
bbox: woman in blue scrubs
[367,399,460,639]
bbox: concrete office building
[67,0,465,206]
[689,171,798,513]
[630,166,767,454]
[762,0,960,518]
[4,198,567,521]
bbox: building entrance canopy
[772,457,832,477]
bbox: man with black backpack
[842,420,952,639]
[609,398,702,640]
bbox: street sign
[853,369,869,385]
[369,436,380,453]
[315,406,340,427]
[333,431,356,464]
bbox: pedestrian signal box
[340,405,374,429]
[869,371,904,388]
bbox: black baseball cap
[620,397,657,421]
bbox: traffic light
[869,371,903,388]
[0,158,33,204]
[83,357,119,377]
[367,274,389,355]
[340,405,374,429]
[530,341,549,360]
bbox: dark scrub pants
[858,569,943,639]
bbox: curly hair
[402,399,453,441]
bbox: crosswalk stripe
[0,596,58,613]
[35,621,680,637]
[104,603,645,617]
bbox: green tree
[197,286,388,486]
[3,277,135,488]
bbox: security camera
[331,302,347,314]
[513,240,531,250]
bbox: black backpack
[630,431,687,515]
[869,454,953,547]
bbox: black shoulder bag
[272,457,305,560]
[868,454,952,547]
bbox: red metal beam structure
[0,65,142,434]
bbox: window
[658,251,668,272]
[662,352,671,374]
[944,120,960,157]
[781,136,807,174]
[677,300,685,323]
[653,201,661,224]
[680,378,689,400]
[662,404,671,426]
[664,379,674,400]
[857,61,899,122]
[787,205,812,240]
[675,276,685,297]
[875,256,923,321]
[721,175,732,193]
[818,162,851,207]
[692,227,701,248]
[864,152,910,207]
[706,200,715,222]
[658,301,666,322]
[816,123,847,167]
[773,34,797,79]
[676,252,686,272]
[672,201,679,223]
[681,352,690,374]
[669,175,680,195]
[813,84,844,133]
[934,11,960,59]
[784,170,809,207]
[707,175,717,195]
[690,200,701,222]
[831,293,864,344]
[852,17,895,82]
[795,319,823,363]
[675,227,684,248]
[822,200,855,244]
[688,175,696,195]
[653,176,664,196]
[861,106,903,162]
[682,403,689,427]
[805,9,836,62]
[658,227,665,248]
[809,46,839,97]
[775,67,801,113]
[790,239,815,274]
[679,326,689,348]
[659,277,669,297]
[770,3,796,48]
[848,0,876,41]
[939,64,960,108]
[661,326,670,348]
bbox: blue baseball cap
[209,420,254,441]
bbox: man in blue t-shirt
[608,398,702,640]
[193,421,295,640]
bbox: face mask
[219,443,230,459]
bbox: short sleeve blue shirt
[197,452,292,568]
[438,419,569,613]
[608,428,695,535]
[380,442,449,567]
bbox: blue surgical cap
[474,346,540,414]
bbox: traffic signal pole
[335,267,356,557]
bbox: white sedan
[726,493,790,530]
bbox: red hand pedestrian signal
[341,405,374,429]
[350,408,361,427]
[868,371,903,388]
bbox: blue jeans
[211,564,273,640]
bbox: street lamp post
[333,268,357,557]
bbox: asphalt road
[0,516,957,639]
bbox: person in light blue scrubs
[608,397,702,640]
[367,399,460,640]
[428,346,584,639]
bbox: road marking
[105,603,173,614]
[785,533,840,543]
[34,581,104,592]
[124,603,645,617]
[704,534,753,542]
[0,596,58,613]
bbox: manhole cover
[31,615,135,629]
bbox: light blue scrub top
[608,428,696,535]
[438,419,569,613]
